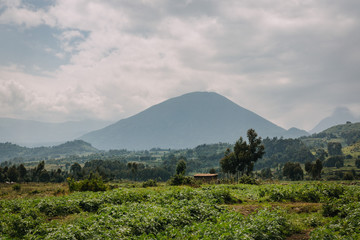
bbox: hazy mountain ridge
[81,92,308,150]
[310,107,360,134]
[0,140,98,162]
[0,118,112,147]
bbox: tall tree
[312,159,323,179]
[176,159,187,176]
[220,148,237,179]
[70,162,83,180]
[7,166,19,182]
[327,142,343,156]
[17,164,27,182]
[220,129,265,178]
[246,129,265,175]
[283,162,304,181]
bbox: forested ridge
[1,122,360,183]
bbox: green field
[1,181,359,239]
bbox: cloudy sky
[0,0,359,131]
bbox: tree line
[0,161,66,183]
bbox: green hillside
[0,140,98,163]
[301,122,360,149]
[343,141,360,158]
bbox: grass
[0,182,68,199]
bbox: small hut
[193,173,218,182]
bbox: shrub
[68,174,107,192]
[142,179,158,188]
[343,172,354,180]
[169,174,184,186]
[12,184,21,191]
[238,175,259,185]
[322,202,341,217]
[169,175,196,186]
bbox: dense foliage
[0,182,359,239]
[0,161,66,183]
[255,137,315,169]
[82,159,171,182]
[282,162,304,181]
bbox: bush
[169,174,185,186]
[343,172,354,180]
[238,175,259,185]
[12,184,21,191]
[142,179,158,188]
[169,175,197,186]
[68,174,107,192]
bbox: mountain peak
[81,92,302,150]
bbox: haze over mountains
[310,107,360,134]
[0,118,111,147]
[2,91,357,150]
[81,92,309,150]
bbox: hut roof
[194,174,218,177]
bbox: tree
[17,164,27,182]
[176,159,187,176]
[283,162,303,181]
[39,170,50,182]
[36,161,45,173]
[209,168,216,174]
[327,142,343,156]
[305,160,322,180]
[220,129,265,178]
[305,162,313,175]
[70,163,82,180]
[315,149,328,161]
[260,168,273,179]
[7,166,19,182]
[220,148,237,177]
[246,129,265,175]
[128,162,139,180]
[312,159,323,179]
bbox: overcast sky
[0,0,359,131]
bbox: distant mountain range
[81,92,309,150]
[310,107,360,134]
[0,118,111,147]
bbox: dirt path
[286,230,311,240]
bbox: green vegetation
[283,162,304,181]
[256,137,315,169]
[2,123,360,238]
[0,181,359,239]
[0,161,67,183]
[68,173,107,192]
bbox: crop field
[0,182,359,239]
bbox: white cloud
[0,0,359,130]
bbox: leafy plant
[68,173,107,192]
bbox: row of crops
[0,182,359,239]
